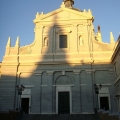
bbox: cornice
[34,71,42,76]
[73,70,81,74]
[47,71,54,75]
[34,7,93,23]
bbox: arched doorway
[55,75,74,114]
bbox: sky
[0,0,120,61]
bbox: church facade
[0,0,119,114]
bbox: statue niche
[79,35,84,46]
[44,37,48,47]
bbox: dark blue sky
[0,0,120,61]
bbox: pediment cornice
[33,7,94,23]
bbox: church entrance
[21,98,29,114]
[55,75,73,114]
[58,92,70,114]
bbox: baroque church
[0,0,120,115]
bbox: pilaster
[32,71,42,113]
[47,71,54,113]
[34,25,44,54]
[72,70,81,113]
[71,24,78,52]
[85,70,94,113]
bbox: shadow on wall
[0,8,117,114]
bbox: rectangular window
[59,35,67,48]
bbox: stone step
[0,110,19,120]
[98,111,119,120]
[18,114,100,120]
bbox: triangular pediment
[34,7,93,23]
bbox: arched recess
[55,75,74,114]
[55,75,74,85]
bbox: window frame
[98,94,111,110]
[56,29,71,50]
[59,35,68,49]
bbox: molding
[41,85,48,87]
[73,23,78,26]
[47,71,54,75]
[17,72,21,75]
[34,73,42,76]
[20,71,33,73]
[98,94,111,110]
[53,85,74,87]
[34,71,42,76]
[56,29,72,34]
[85,70,93,74]
[1,63,20,66]
[80,84,87,86]
[93,51,113,53]
[81,112,95,114]
[93,69,113,72]
[25,85,34,88]
[34,7,92,22]
[56,29,71,51]
[54,74,75,84]
[42,34,50,36]
[109,69,114,74]
[96,84,112,86]
[73,70,81,74]
[78,32,85,34]
[62,71,65,75]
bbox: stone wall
[13,63,117,114]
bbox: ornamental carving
[87,20,92,25]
